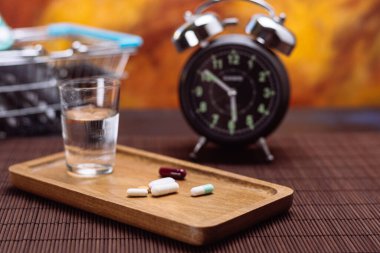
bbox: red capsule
[159,167,187,180]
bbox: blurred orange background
[1,0,379,108]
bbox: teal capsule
[191,184,214,196]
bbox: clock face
[180,35,289,145]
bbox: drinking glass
[58,77,120,177]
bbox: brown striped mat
[0,133,379,253]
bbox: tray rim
[9,145,294,245]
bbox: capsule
[151,182,179,197]
[148,177,175,188]
[127,188,148,197]
[159,167,187,180]
[191,184,214,197]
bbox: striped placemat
[0,133,379,252]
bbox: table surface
[1,109,379,253]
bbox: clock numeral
[246,115,255,130]
[193,86,203,97]
[263,87,276,99]
[228,50,240,66]
[210,114,219,128]
[212,55,223,70]
[248,55,256,69]
[258,103,270,116]
[197,101,207,113]
[259,70,270,83]
[228,119,236,135]
[200,71,212,82]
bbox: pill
[191,184,214,197]
[159,167,187,180]
[127,188,148,197]
[151,182,179,197]
[148,177,175,188]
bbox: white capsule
[191,184,214,197]
[151,182,179,197]
[127,188,148,197]
[148,177,175,188]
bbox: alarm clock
[172,0,296,160]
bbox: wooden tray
[9,145,293,245]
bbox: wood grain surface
[9,145,293,245]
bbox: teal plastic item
[0,15,14,50]
[47,23,143,49]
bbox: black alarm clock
[172,0,296,160]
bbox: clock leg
[189,136,207,160]
[258,137,274,162]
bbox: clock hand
[203,69,238,121]
[203,69,235,96]
[230,93,238,122]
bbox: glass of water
[58,77,120,177]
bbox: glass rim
[58,76,120,91]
